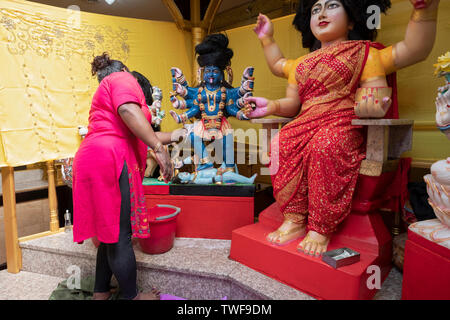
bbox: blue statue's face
[203,66,223,88]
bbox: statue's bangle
[260,36,274,47]
[177,74,186,84]
[411,7,438,22]
[152,141,163,153]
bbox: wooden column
[191,26,205,86]
[191,0,202,86]
[46,161,59,232]
[162,0,224,85]
[1,167,22,273]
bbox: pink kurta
[73,71,151,244]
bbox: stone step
[19,231,313,300]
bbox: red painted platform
[402,227,450,300]
[229,203,392,300]
[145,194,254,240]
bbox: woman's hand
[171,128,188,143]
[244,96,269,118]
[153,144,173,183]
[254,13,274,40]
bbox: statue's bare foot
[297,231,330,257]
[266,219,306,245]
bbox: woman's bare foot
[133,288,161,300]
[297,230,330,257]
[92,291,111,300]
[267,219,306,245]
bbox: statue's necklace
[197,85,227,117]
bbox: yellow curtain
[225,0,450,164]
[0,0,191,167]
[0,0,448,167]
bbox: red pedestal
[145,194,254,240]
[402,228,450,300]
[229,203,392,300]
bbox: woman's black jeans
[94,162,138,300]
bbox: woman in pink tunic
[73,53,173,300]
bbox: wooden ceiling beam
[201,0,223,33]
[162,0,190,30]
[211,0,298,33]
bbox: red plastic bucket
[139,204,180,254]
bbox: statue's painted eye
[312,6,321,15]
[328,2,340,9]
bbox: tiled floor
[0,267,403,300]
[0,270,64,300]
[0,231,404,300]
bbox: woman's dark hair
[195,33,234,89]
[293,0,392,52]
[131,71,153,106]
[130,70,160,132]
[91,52,129,82]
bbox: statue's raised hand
[254,13,273,40]
[244,96,269,118]
[410,0,437,9]
[242,67,254,81]
[171,67,188,86]
[354,87,392,118]
[172,83,187,97]
[237,92,253,108]
[170,110,183,124]
[170,94,186,110]
[241,79,254,92]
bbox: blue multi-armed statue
[169,34,254,174]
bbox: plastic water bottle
[64,210,72,233]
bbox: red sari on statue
[271,40,395,236]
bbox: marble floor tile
[0,270,64,300]
[10,232,404,300]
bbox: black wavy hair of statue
[131,71,153,106]
[91,52,129,83]
[195,33,234,89]
[293,0,392,52]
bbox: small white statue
[149,86,165,127]
[424,52,450,227]
[78,125,88,139]
[424,158,450,227]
